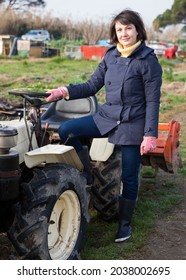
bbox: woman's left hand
[140,136,156,155]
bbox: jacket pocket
[121,106,131,122]
[99,103,122,121]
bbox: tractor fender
[89,138,115,162]
[24,144,84,171]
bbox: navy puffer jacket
[67,42,162,145]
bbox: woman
[46,9,162,243]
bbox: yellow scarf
[117,41,141,57]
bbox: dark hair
[109,9,147,44]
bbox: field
[0,56,186,260]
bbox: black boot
[115,196,136,243]
[78,146,93,184]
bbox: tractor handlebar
[8,90,50,98]
[8,90,52,108]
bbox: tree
[171,0,186,23]
[0,0,46,10]
[153,0,186,30]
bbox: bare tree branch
[78,19,108,45]
[0,0,46,10]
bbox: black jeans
[58,115,141,200]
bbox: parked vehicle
[146,41,167,56]
[21,30,50,41]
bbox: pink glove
[46,87,67,102]
[140,136,156,155]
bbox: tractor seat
[41,96,98,131]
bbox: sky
[44,0,174,27]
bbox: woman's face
[115,21,138,48]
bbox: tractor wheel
[8,164,90,260]
[91,146,122,221]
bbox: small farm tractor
[0,90,182,259]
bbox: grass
[0,55,185,260]
[160,93,186,113]
[0,57,106,99]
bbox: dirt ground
[129,177,186,260]
[0,72,186,260]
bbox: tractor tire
[8,163,90,260]
[91,146,122,221]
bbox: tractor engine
[0,124,21,201]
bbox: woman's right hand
[46,87,68,102]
